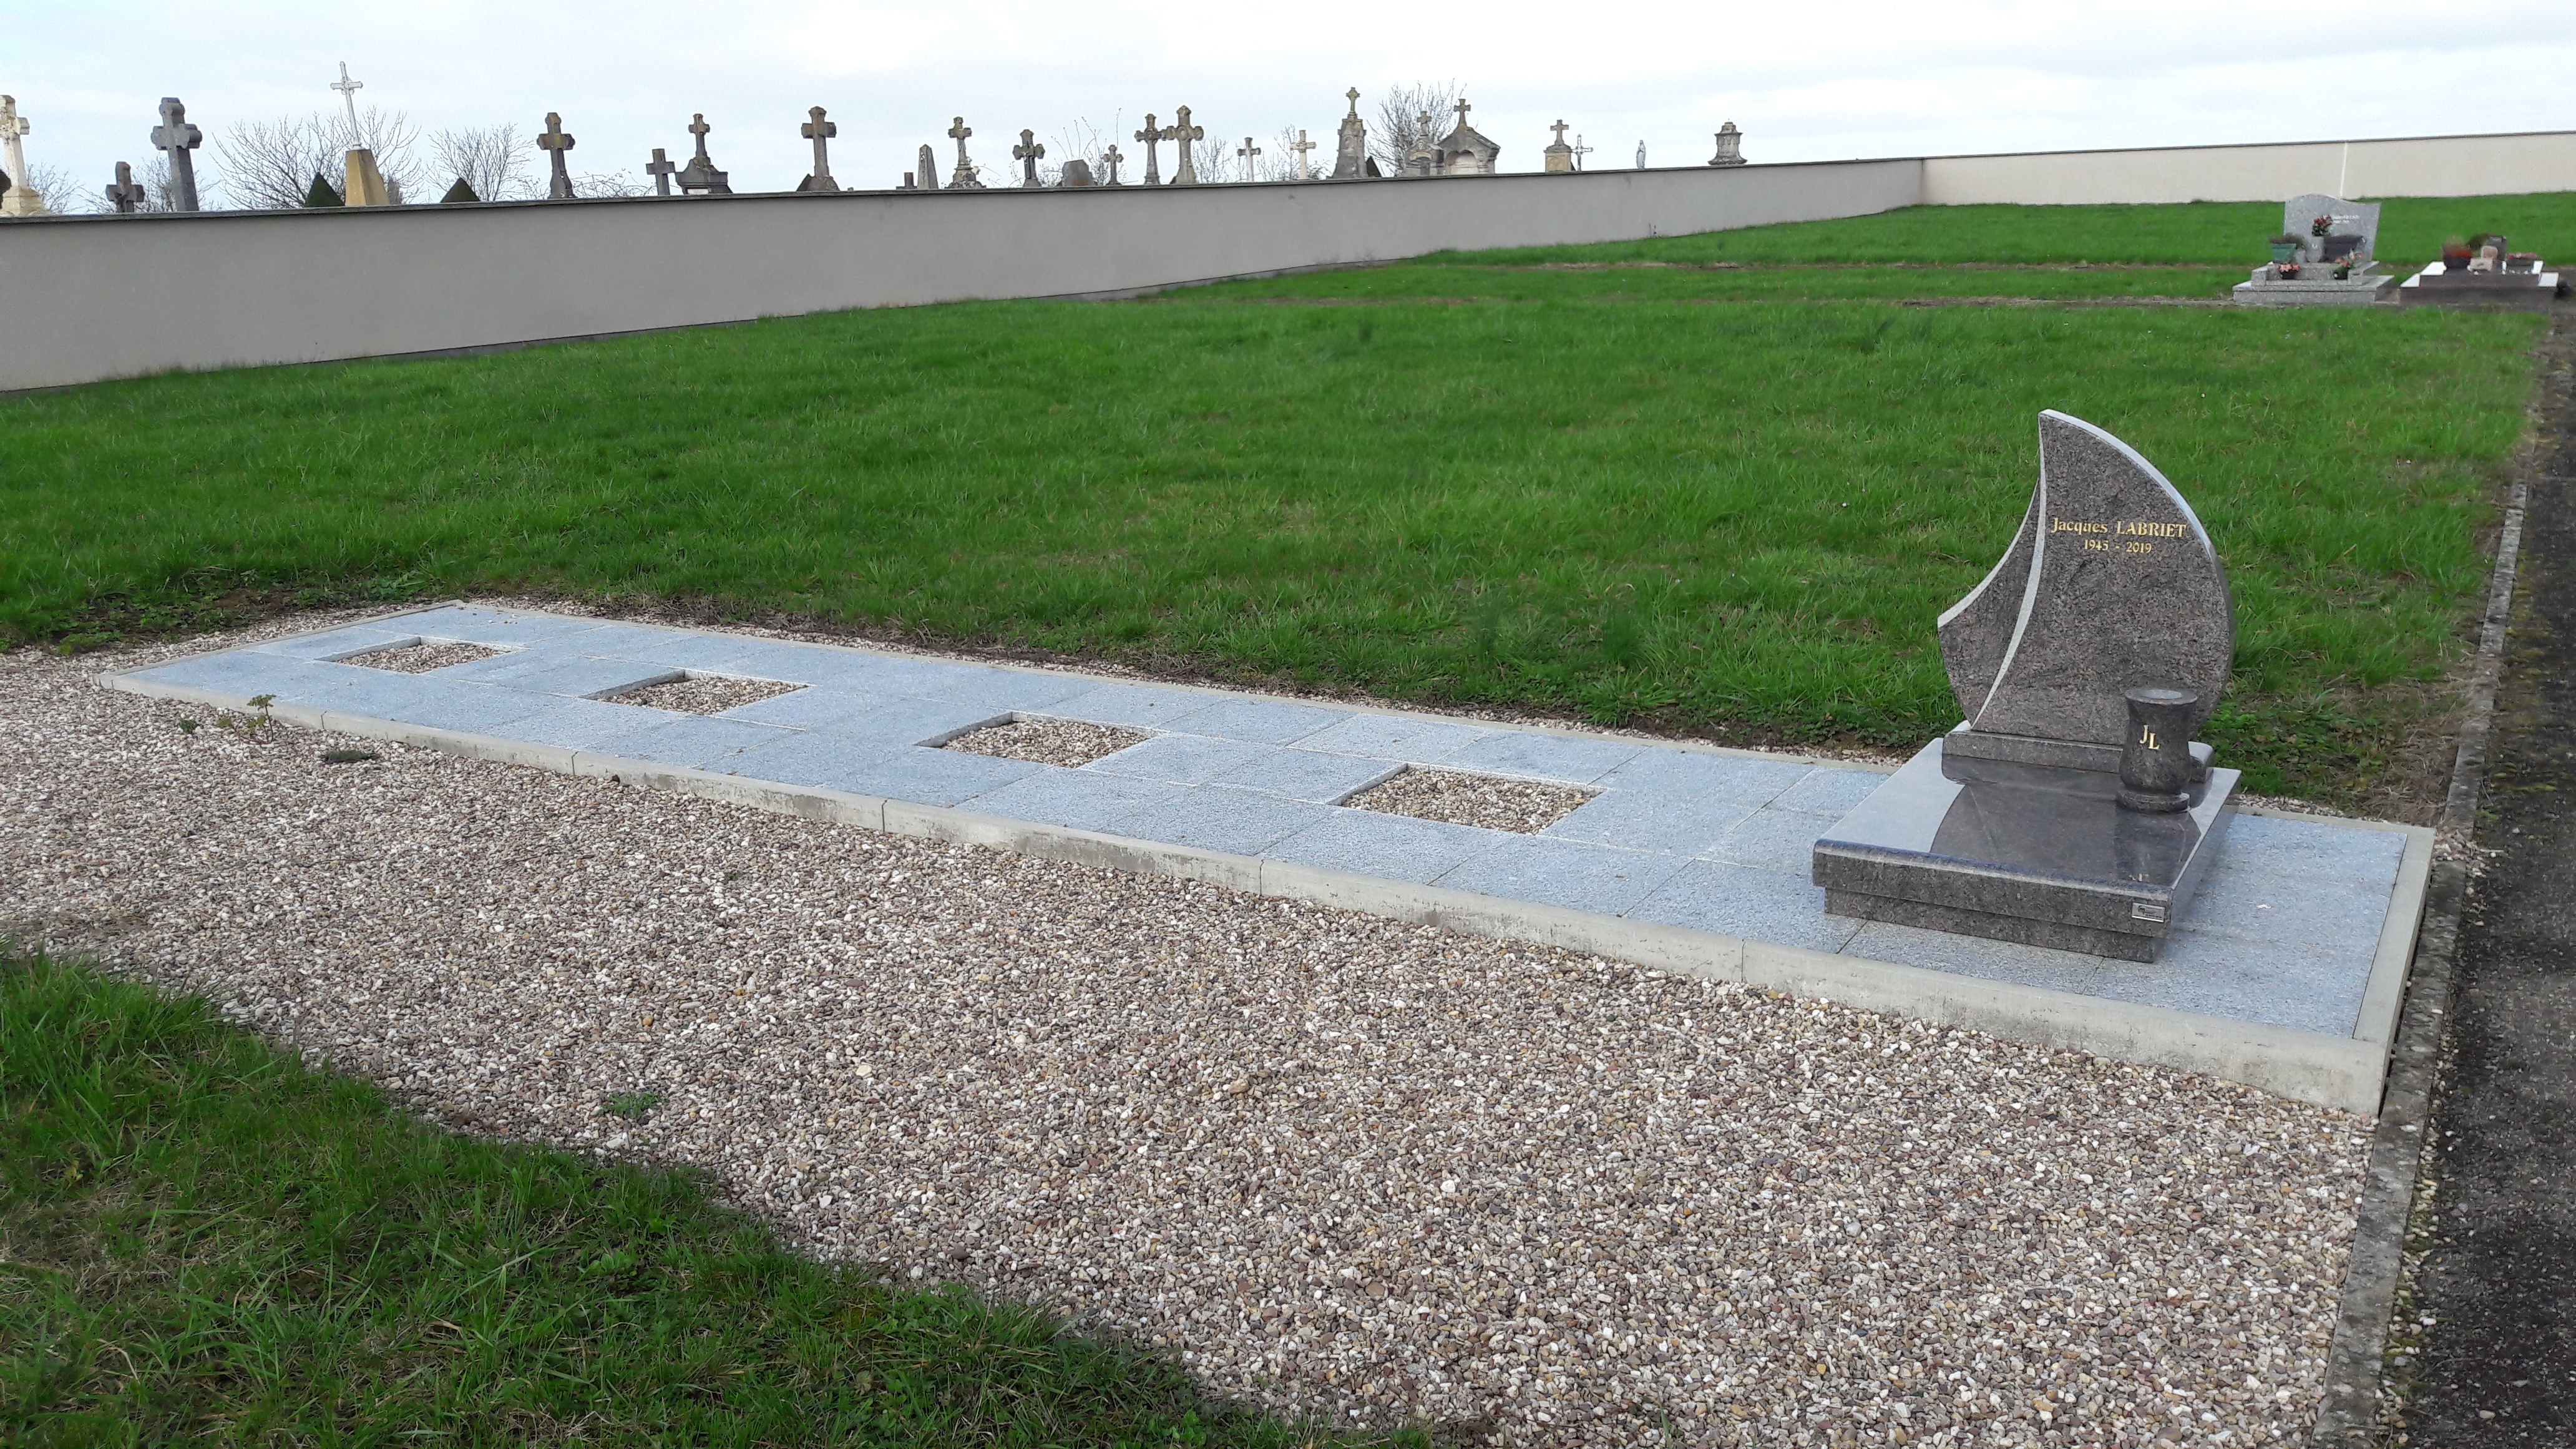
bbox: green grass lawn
[1198,261,2252,303]
[0,952,1408,1447]
[0,199,2551,808]
[1430,192,2576,266]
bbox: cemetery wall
[1921,129,2576,206]
[0,158,1923,393]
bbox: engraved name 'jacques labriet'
[2051,517,2186,554]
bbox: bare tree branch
[429,124,535,202]
[1373,81,1461,177]
[218,107,421,210]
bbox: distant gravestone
[1813,411,2242,961]
[1331,87,1367,179]
[1060,158,1093,187]
[1169,107,1204,185]
[150,97,203,212]
[1707,121,1746,167]
[645,147,676,197]
[1236,135,1261,178]
[1133,114,1167,186]
[2283,193,2379,263]
[0,95,45,217]
[945,117,983,190]
[1101,144,1125,185]
[1013,129,1046,188]
[676,114,730,195]
[105,160,149,213]
[1288,129,1315,180]
[537,112,577,200]
[799,106,839,192]
[1544,119,1573,173]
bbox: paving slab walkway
[111,602,2431,1111]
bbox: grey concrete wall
[1923,130,2576,206]
[0,159,1923,393]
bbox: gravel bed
[1349,766,1594,834]
[608,672,805,715]
[4,619,2374,1447]
[947,718,1152,768]
[343,640,506,673]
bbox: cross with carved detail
[1288,129,1315,180]
[1454,97,1471,126]
[537,111,576,200]
[106,159,147,213]
[1236,135,1260,178]
[1102,144,1124,185]
[1169,105,1204,185]
[1013,129,1046,187]
[1133,114,1164,185]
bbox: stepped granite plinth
[1814,744,2238,961]
[107,602,2429,1111]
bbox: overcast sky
[12,1,2571,205]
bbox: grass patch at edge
[0,951,1418,1447]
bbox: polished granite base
[1812,739,2240,962]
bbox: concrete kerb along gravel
[103,598,2434,1118]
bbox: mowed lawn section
[0,200,2547,806]
[0,953,1405,1446]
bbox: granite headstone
[1813,411,2243,960]
[2284,193,2378,263]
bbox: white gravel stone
[1,615,2374,1447]
[1350,767,1594,834]
[948,718,1151,769]
[344,640,504,673]
[608,672,803,715]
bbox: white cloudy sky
[12,0,2571,203]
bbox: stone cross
[1288,129,1315,180]
[1013,128,1046,188]
[106,159,147,213]
[1236,135,1261,178]
[1133,114,1164,185]
[150,97,203,212]
[0,96,36,217]
[1101,143,1124,185]
[945,116,983,189]
[1453,98,1472,127]
[1169,105,1203,185]
[537,112,577,200]
[330,62,364,148]
[645,146,676,196]
[801,105,839,192]
[676,114,730,194]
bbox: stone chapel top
[1435,99,1499,175]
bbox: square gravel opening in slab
[606,673,805,715]
[1345,765,1593,833]
[341,640,509,674]
[946,716,1152,768]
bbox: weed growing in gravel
[0,953,1426,1447]
[319,747,379,764]
[602,1088,665,1121]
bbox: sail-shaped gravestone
[1811,412,2241,962]
[1939,409,2233,774]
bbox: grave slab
[103,602,2435,1113]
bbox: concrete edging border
[103,606,2429,1116]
